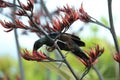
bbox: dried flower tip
[0,20,15,32]
[14,9,26,16]
[113,53,120,63]
[79,3,91,22]
[14,18,28,29]
[22,0,34,11]
[0,0,14,8]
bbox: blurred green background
[0,0,120,80]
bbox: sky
[0,0,120,59]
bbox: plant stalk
[13,0,25,80]
[55,43,79,80]
[92,66,104,80]
[40,0,52,20]
[107,0,120,53]
[107,0,120,79]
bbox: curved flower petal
[21,49,48,61]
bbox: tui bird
[33,32,89,60]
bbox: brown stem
[17,0,52,40]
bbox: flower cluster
[79,3,91,22]
[14,0,34,16]
[0,18,29,32]
[49,4,91,32]
[21,49,52,61]
[0,0,91,34]
[58,4,91,23]
[79,45,104,67]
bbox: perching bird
[33,32,89,60]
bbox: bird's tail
[71,45,89,60]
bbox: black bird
[33,32,89,60]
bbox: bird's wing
[65,33,85,47]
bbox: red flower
[14,18,28,29]
[79,45,104,67]
[58,5,79,21]
[45,5,80,32]
[21,0,34,11]
[58,4,91,23]
[33,11,41,25]
[39,4,91,32]
[79,3,91,22]
[0,19,28,32]
[0,20,16,32]
[21,49,48,61]
[113,53,120,63]
[0,0,7,8]
[14,9,26,16]
[52,18,62,31]
[0,0,14,8]
[46,4,91,32]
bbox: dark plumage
[33,32,89,60]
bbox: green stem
[92,66,104,80]
[80,67,90,80]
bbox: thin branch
[80,67,91,80]
[40,0,52,20]
[39,1,53,80]
[14,27,25,80]
[37,60,64,62]
[90,16,110,30]
[92,66,104,80]
[107,0,120,53]
[79,66,103,80]
[13,0,25,80]
[40,1,62,79]
[54,41,79,80]
[107,0,120,79]
[17,0,52,40]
